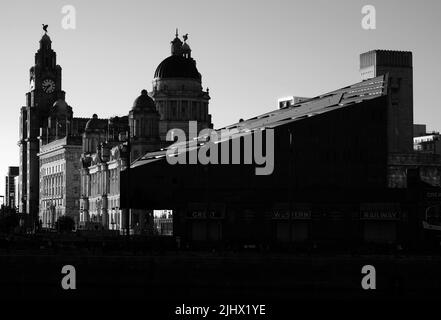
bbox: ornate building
[152,31,212,140]
[38,136,83,228]
[38,98,86,228]
[18,29,97,229]
[18,31,67,226]
[79,114,129,230]
[17,29,212,231]
[129,90,160,160]
[37,58,94,228]
[79,32,213,232]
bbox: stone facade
[79,115,130,230]
[37,94,93,229]
[38,136,82,227]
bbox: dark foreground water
[1,251,440,302]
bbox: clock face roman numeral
[42,79,56,93]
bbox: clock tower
[18,30,65,225]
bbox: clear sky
[1,0,440,197]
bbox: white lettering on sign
[362,211,399,220]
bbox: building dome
[181,42,191,52]
[154,55,201,81]
[132,89,156,111]
[50,99,72,117]
[51,99,67,111]
[85,114,103,131]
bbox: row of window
[41,198,64,208]
[41,163,65,175]
[156,101,208,120]
[40,154,64,165]
[41,174,64,196]
[86,198,120,212]
[83,167,121,197]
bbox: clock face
[42,79,56,94]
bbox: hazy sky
[1,0,440,197]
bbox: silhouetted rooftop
[132,74,389,168]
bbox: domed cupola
[154,56,201,81]
[45,99,73,141]
[129,90,160,160]
[154,30,201,81]
[50,99,72,117]
[151,30,212,140]
[85,114,105,132]
[132,89,156,112]
[83,114,107,154]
